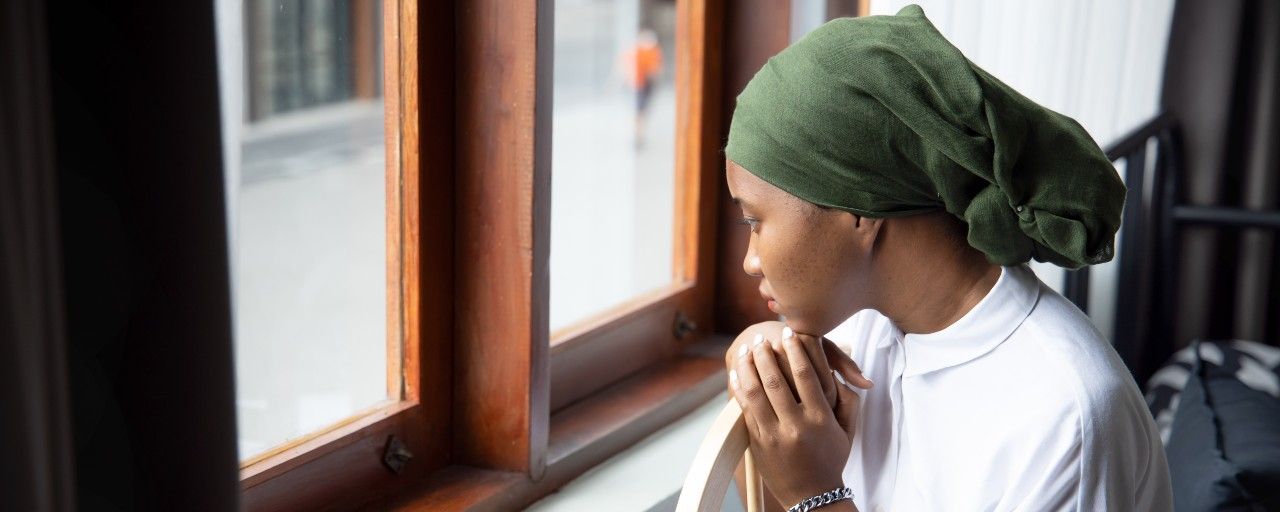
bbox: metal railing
[1065,112,1280,382]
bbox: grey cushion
[1159,341,1280,512]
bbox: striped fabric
[1145,339,1280,445]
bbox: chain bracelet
[786,486,854,512]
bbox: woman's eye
[737,217,759,232]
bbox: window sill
[374,335,732,510]
[527,390,735,511]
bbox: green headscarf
[725,4,1124,269]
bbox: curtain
[0,0,75,508]
[1163,0,1280,348]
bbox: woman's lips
[760,288,779,313]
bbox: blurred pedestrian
[622,28,663,148]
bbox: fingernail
[781,326,794,339]
[737,344,748,358]
[752,333,765,346]
[729,370,738,387]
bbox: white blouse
[826,264,1172,511]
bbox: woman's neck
[872,231,1001,336]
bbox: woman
[722,5,1172,511]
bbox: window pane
[550,0,678,334]
[216,0,394,461]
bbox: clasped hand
[724,321,873,508]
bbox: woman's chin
[780,308,849,338]
[778,314,825,337]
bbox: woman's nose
[743,254,763,277]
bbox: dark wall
[47,2,241,510]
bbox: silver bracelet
[787,486,854,512]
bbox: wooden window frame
[239,0,730,509]
[238,0,444,509]
[409,0,729,507]
[546,0,725,412]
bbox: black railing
[1065,112,1280,383]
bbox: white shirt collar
[893,264,1041,378]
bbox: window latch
[673,311,697,340]
[382,435,413,474]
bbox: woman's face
[725,160,879,335]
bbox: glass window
[217,0,396,462]
[550,0,679,335]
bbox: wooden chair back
[675,400,764,512]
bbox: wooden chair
[675,400,765,512]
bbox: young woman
[721,5,1172,511]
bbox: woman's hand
[729,329,864,508]
[724,322,874,409]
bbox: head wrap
[725,4,1124,269]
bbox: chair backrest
[675,400,764,512]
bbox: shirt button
[1015,205,1025,213]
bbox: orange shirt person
[623,29,663,147]
[624,30,663,113]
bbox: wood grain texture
[714,0,793,335]
[550,284,695,411]
[241,0,451,508]
[414,0,456,480]
[453,0,552,476]
[546,344,727,465]
[241,403,425,511]
[377,336,731,511]
[383,0,408,412]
